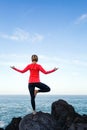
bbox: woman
[10,54,58,114]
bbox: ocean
[0,95,87,128]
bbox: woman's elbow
[44,72,48,74]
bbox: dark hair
[31,54,38,62]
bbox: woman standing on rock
[10,54,58,115]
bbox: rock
[5,117,22,130]
[51,99,87,130]
[68,114,87,130]
[0,128,4,130]
[68,123,87,130]
[51,99,78,129]
[19,111,56,130]
[74,114,87,123]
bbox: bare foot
[34,90,38,96]
[32,110,37,115]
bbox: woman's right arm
[10,65,29,73]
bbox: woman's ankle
[32,110,36,115]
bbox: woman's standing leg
[28,83,36,114]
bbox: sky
[0,0,87,95]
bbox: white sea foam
[0,121,5,128]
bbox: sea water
[0,95,87,128]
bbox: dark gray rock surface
[51,99,77,129]
[5,117,22,130]
[19,111,56,130]
[0,128,4,130]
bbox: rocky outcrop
[51,99,78,129]
[0,128,4,130]
[0,99,87,130]
[19,111,56,130]
[5,117,22,130]
[51,99,87,130]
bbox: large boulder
[51,99,77,129]
[19,111,56,130]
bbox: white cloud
[0,28,44,43]
[75,14,87,24]
[31,33,44,43]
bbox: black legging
[28,82,50,111]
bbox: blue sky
[0,0,87,95]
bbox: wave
[0,121,6,128]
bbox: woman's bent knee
[47,87,51,92]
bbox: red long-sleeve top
[13,63,56,83]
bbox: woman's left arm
[39,65,58,74]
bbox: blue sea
[0,95,87,128]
